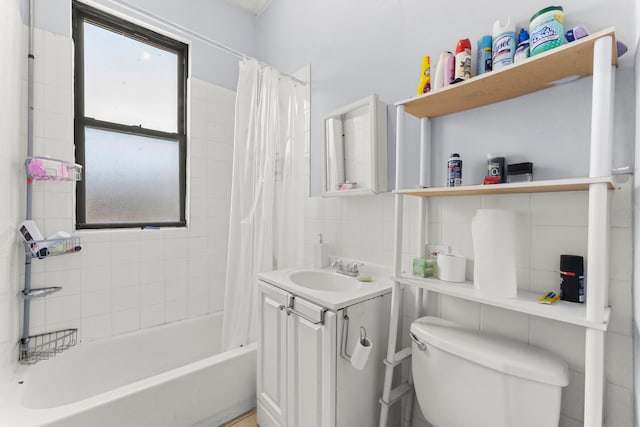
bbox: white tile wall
[0,2,28,379]
[307,175,634,425]
[14,29,235,348]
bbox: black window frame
[72,1,188,229]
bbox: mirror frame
[321,94,387,197]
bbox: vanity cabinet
[379,28,618,427]
[257,278,391,427]
[257,280,336,427]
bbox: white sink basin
[288,270,362,292]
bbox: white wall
[260,1,637,426]
[33,0,257,89]
[20,25,236,340]
[0,0,252,376]
[256,0,637,196]
[0,0,26,380]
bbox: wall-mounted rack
[25,156,82,181]
[19,0,81,365]
[23,235,81,259]
[19,328,78,365]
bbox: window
[73,2,188,228]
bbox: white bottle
[432,51,449,92]
[314,233,329,269]
[492,17,516,70]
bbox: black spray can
[560,255,584,303]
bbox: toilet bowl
[410,317,569,427]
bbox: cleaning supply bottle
[416,55,431,95]
[492,17,516,70]
[314,233,329,269]
[453,38,471,83]
[476,35,492,75]
[514,28,530,63]
[447,153,462,187]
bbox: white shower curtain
[222,59,306,350]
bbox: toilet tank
[410,317,569,427]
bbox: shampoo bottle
[492,17,516,70]
[433,51,450,91]
[314,233,329,269]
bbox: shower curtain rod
[101,0,308,86]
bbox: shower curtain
[222,59,306,350]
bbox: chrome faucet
[331,258,363,277]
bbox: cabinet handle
[286,307,326,325]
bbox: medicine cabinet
[322,94,388,197]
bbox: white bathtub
[0,313,256,427]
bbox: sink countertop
[258,266,393,311]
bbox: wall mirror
[322,94,387,197]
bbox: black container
[487,155,506,183]
[560,254,584,303]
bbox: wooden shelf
[395,176,615,197]
[395,27,617,118]
[395,275,610,331]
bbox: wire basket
[23,235,81,259]
[25,156,82,181]
[19,328,78,365]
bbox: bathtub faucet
[331,258,363,277]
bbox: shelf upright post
[379,105,407,427]
[584,35,614,427]
[416,117,431,317]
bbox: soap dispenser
[314,233,329,269]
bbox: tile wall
[19,28,235,344]
[304,174,633,426]
[0,0,25,379]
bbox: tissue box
[412,257,436,278]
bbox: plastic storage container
[529,6,565,56]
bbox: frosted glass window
[73,2,187,228]
[84,22,178,133]
[84,128,180,224]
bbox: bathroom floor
[221,408,257,427]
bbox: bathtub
[0,313,257,427]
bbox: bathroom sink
[288,270,362,292]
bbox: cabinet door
[287,307,336,427]
[257,281,289,427]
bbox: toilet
[410,316,569,427]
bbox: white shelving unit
[379,28,618,427]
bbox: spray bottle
[453,39,471,83]
[476,35,492,75]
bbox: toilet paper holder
[339,308,367,361]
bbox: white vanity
[256,265,392,427]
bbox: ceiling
[226,0,272,15]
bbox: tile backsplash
[306,174,633,426]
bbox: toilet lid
[410,317,569,387]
